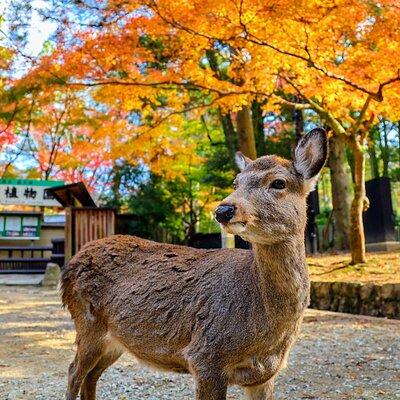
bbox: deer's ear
[235,151,252,172]
[293,128,328,192]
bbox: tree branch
[351,95,373,135]
[0,101,19,135]
[282,77,347,137]
[146,5,400,102]
[273,96,311,110]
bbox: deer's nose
[215,205,235,223]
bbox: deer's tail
[60,257,79,310]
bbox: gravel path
[0,286,399,400]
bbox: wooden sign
[0,179,64,207]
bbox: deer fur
[61,128,328,400]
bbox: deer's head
[215,128,328,245]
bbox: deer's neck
[251,238,310,312]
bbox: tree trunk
[219,111,238,167]
[328,134,352,250]
[398,121,400,169]
[349,140,366,264]
[293,107,304,144]
[236,105,257,159]
[367,137,380,179]
[381,119,390,177]
[251,100,267,157]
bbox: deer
[61,128,327,400]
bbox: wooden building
[48,183,115,263]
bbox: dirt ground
[0,286,399,400]
[308,251,400,284]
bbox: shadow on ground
[0,286,399,399]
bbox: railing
[0,245,52,258]
[51,238,65,268]
[0,240,65,274]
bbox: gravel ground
[0,286,399,400]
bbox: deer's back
[61,235,259,365]
[62,234,253,302]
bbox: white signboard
[0,179,64,207]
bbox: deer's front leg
[194,369,227,400]
[244,378,275,400]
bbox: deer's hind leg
[190,360,228,400]
[66,345,102,400]
[66,318,108,400]
[195,371,228,400]
[80,349,122,400]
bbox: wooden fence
[65,207,115,262]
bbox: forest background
[0,0,399,264]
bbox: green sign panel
[0,179,64,187]
[0,212,42,240]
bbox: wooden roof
[47,182,96,207]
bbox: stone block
[381,284,397,300]
[41,263,61,287]
[382,302,399,319]
[311,282,332,310]
[359,283,374,301]
[310,280,399,319]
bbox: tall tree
[328,134,352,250]
[12,0,400,262]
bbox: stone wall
[310,281,400,319]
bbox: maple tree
[0,76,202,189]
[0,85,109,188]
[105,116,234,243]
[0,16,17,155]
[4,0,400,261]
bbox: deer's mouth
[221,221,247,234]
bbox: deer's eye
[270,179,286,190]
[233,181,238,190]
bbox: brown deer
[61,128,327,400]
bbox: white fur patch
[235,152,248,171]
[104,331,127,355]
[222,222,246,235]
[303,174,320,194]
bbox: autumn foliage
[1,0,400,259]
